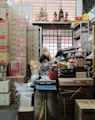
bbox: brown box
[18,106,34,120]
[77,59,85,67]
[9,46,27,52]
[28,25,39,31]
[0,46,8,52]
[76,72,87,78]
[0,39,7,46]
[75,99,95,120]
[0,51,9,64]
[0,2,9,8]
[9,31,27,37]
[0,20,8,35]
[0,8,6,20]
[0,0,7,2]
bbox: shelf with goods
[73,21,90,48]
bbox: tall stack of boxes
[0,2,9,65]
[8,17,28,76]
[0,20,9,65]
[0,0,11,106]
[27,25,39,63]
[0,4,9,82]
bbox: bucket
[48,71,58,80]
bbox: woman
[39,55,50,76]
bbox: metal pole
[44,99,47,120]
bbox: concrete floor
[0,104,18,120]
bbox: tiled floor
[0,104,18,120]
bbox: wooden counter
[58,77,94,86]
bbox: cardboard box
[0,20,8,35]
[0,92,11,105]
[9,22,27,27]
[9,17,27,22]
[76,72,87,78]
[0,80,10,93]
[0,3,9,8]
[0,0,7,2]
[77,59,85,67]
[0,8,6,20]
[0,46,8,51]
[9,46,27,52]
[9,37,26,42]
[9,51,27,57]
[75,99,95,120]
[28,25,39,31]
[9,31,27,37]
[0,51,9,64]
[0,39,7,46]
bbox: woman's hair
[39,55,50,63]
[55,49,63,57]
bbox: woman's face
[41,59,49,68]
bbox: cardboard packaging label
[0,46,8,51]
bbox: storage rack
[73,21,89,48]
[33,22,73,57]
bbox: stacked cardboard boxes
[0,20,9,64]
[27,25,39,63]
[75,99,95,120]
[0,80,11,105]
[9,17,27,76]
[6,76,25,104]
[0,1,9,66]
[0,0,11,20]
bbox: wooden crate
[75,99,95,120]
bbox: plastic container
[48,64,58,80]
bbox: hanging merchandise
[8,59,21,76]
